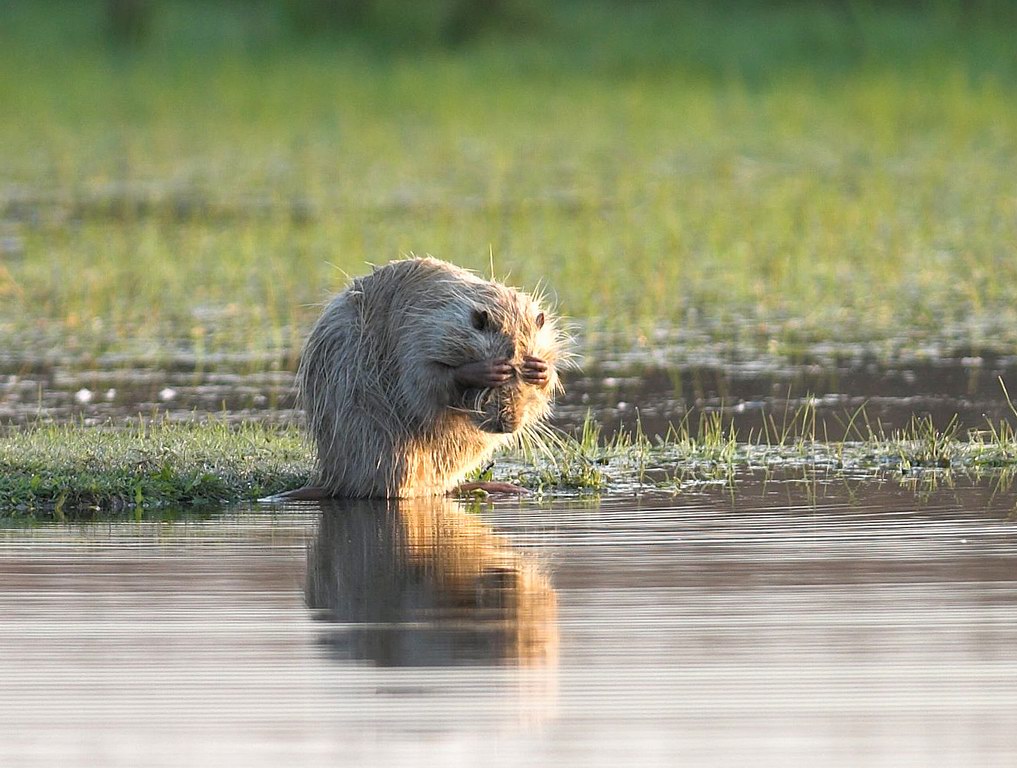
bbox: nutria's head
[396,260,569,439]
[453,281,568,436]
[385,257,571,440]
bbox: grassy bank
[3,413,1017,520]
[3,1,1017,365]
[0,421,310,518]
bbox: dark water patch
[0,364,300,426]
[2,479,1017,765]
[565,352,1017,439]
[3,353,1017,440]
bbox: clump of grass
[500,410,747,495]
[0,420,311,519]
[891,414,960,470]
[516,399,1017,496]
[943,378,1017,472]
[499,413,609,494]
[835,382,1017,475]
[969,421,1017,469]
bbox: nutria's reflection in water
[305,498,559,667]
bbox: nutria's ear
[471,308,489,331]
[534,312,545,329]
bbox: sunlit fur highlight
[297,256,572,498]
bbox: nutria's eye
[471,309,489,331]
[534,312,545,329]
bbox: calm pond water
[3,477,1016,767]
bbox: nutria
[291,256,569,499]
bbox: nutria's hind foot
[454,481,530,497]
[260,486,332,503]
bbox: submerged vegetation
[4,407,1017,520]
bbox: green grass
[508,408,1017,496]
[0,421,310,518]
[5,409,1017,520]
[3,1,1017,366]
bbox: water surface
[4,352,1017,438]
[3,478,1016,766]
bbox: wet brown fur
[296,257,570,498]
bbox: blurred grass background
[2,0,1017,368]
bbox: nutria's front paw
[521,355,550,387]
[453,358,514,389]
